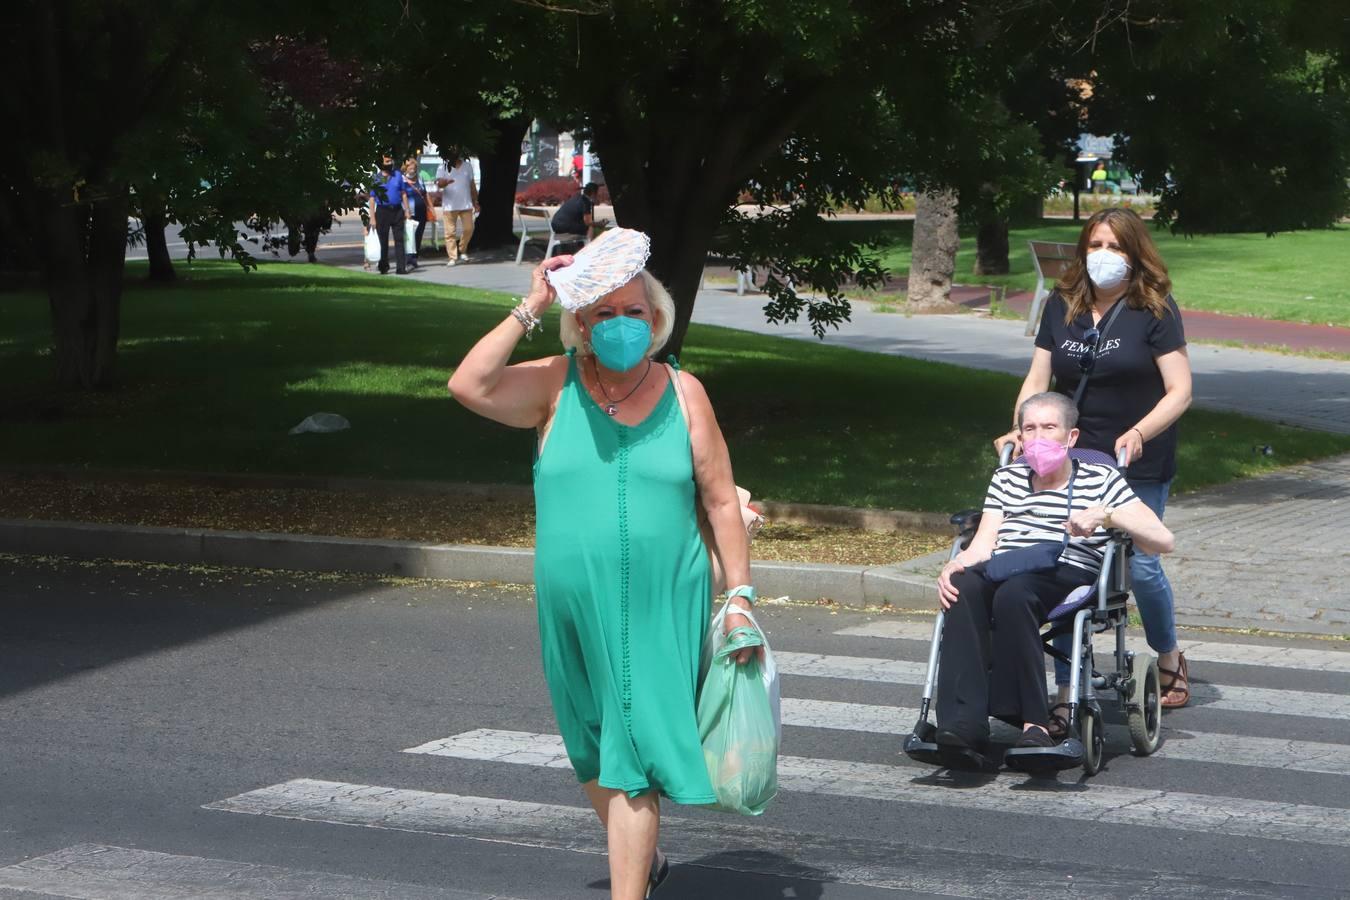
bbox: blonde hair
[1057,207,1174,322]
[559,270,676,357]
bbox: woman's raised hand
[526,255,574,314]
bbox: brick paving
[1164,453,1350,634]
[985,289,1350,355]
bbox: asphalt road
[2,554,1348,899]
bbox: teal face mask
[590,316,652,372]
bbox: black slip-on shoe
[646,848,670,898]
[934,728,989,772]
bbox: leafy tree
[1083,0,1350,234]
[0,0,251,388]
[513,0,1040,352]
[1,1,430,389]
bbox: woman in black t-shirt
[996,208,1194,718]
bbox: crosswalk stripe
[207,779,1323,899]
[781,698,1350,776]
[834,620,1350,674]
[0,843,505,900]
[774,650,1350,721]
[405,729,1350,848]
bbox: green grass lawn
[3,261,1347,513]
[840,218,1350,327]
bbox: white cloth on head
[545,227,652,311]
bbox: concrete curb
[0,466,949,534]
[0,517,937,610]
[3,518,1339,637]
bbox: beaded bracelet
[510,301,541,339]
[727,584,757,606]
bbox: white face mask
[1086,249,1131,290]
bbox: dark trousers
[411,215,427,258]
[936,564,1097,741]
[375,205,407,274]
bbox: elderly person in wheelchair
[920,392,1174,774]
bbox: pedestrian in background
[403,157,429,270]
[1092,161,1108,194]
[366,156,413,275]
[552,182,601,247]
[436,150,479,265]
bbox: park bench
[1024,240,1076,336]
[514,205,589,264]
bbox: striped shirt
[983,461,1138,574]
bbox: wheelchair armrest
[1095,536,1134,613]
[949,508,982,534]
[1109,536,1133,596]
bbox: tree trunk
[142,207,176,282]
[974,217,1009,275]
[596,124,731,359]
[907,189,960,310]
[43,185,130,389]
[469,114,531,251]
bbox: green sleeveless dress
[533,351,716,804]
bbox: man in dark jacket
[551,182,600,243]
[366,156,413,275]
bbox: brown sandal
[1046,703,1072,740]
[1159,652,1190,709]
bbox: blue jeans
[1054,478,1178,685]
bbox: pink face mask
[1024,438,1069,476]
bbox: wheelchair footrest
[902,734,946,768]
[903,723,998,773]
[1004,738,1085,773]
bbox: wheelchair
[902,446,1163,776]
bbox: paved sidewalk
[1164,453,1350,634]
[391,256,1350,434]
[983,289,1350,355]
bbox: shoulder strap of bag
[666,354,690,428]
[1060,459,1077,548]
[1071,298,1127,407]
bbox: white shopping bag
[702,601,781,742]
[363,228,380,263]
[404,219,417,254]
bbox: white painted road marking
[0,843,508,899]
[405,729,1350,848]
[835,620,1350,674]
[207,780,1323,899]
[781,697,1350,776]
[773,650,1350,720]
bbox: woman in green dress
[448,252,756,900]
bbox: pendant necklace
[593,357,652,416]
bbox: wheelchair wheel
[1080,705,1104,776]
[1127,652,1163,756]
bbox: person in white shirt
[435,151,479,265]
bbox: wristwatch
[1102,505,1116,528]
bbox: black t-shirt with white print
[1035,291,1186,483]
[984,461,1139,575]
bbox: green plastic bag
[697,625,779,815]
